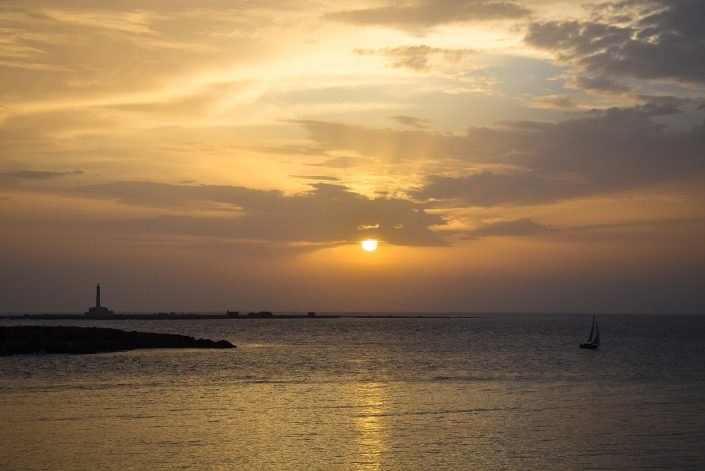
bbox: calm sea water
[1,314,705,470]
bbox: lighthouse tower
[85,283,114,316]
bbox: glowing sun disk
[361,239,378,252]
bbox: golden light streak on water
[352,382,388,470]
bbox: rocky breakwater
[0,326,236,355]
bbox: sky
[1,0,704,313]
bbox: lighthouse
[85,283,114,316]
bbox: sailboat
[579,315,600,349]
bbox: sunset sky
[1,0,704,313]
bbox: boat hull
[579,343,599,350]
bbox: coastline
[0,313,488,320]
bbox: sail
[592,320,600,346]
[586,316,595,343]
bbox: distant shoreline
[0,313,489,320]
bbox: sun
[361,239,378,252]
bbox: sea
[1,314,705,470]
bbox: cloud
[297,103,705,207]
[307,156,375,168]
[354,44,492,94]
[391,115,432,129]
[355,45,475,72]
[531,95,583,111]
[634,95,702,111]
[73,181,281,211]
[69,181,447,246]
[413,172,587,206]
[1,169,83,180]
[565,75,631,95]
[328,0,529,32]
[463,218,550,239]
[462,216,705,241]
[0,3,276,107]
[525,0,705,84]
[246,144,329,157]
[291,175,340,181]
[105,80,254,118]
[296,119,469,161]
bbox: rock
[0,326,236,356]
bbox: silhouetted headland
[0,326,235,356]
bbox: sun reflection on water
[352,382,388,470]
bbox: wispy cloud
[355,45,475,72]
[463,218,550,239]
[1,169,83,180]
[291,175,340,181]
[391,115,432,129]
[328,0,529,32]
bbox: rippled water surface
[2,314,705,470]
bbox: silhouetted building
[85,284,114,316]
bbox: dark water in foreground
[1,314,705,470]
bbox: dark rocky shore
[0,326,235,356]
